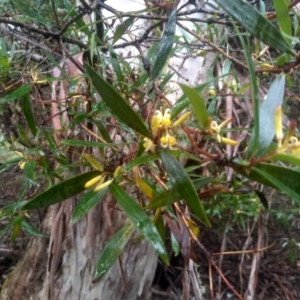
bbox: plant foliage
[1,0,300,296]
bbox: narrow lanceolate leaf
[85,64,150,137]
[233,19,259,159]
[62,139,120,148]
[110,182,169,264]
[0,84,31,104]
[21,94,37,137]
[273,0,292,40]
[20,220,48,237]
[250,164,300,204]
[248,74,286,157]
[0,220,14,240]
[23,171,101,210]
[146,177,212,209]
[269,153,300,167]
[159,149,210,227]
[150,8,176,82]
[124,153,160,171]
[12,0,51,27]
[94,221,135,281]
[72,187,108,224]
[113,17,135,44]
[179,83,208,128]
[171,83,209,118]
[215,0,295,55]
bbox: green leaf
[0,219,14,239]
[24,160,36,181]
[110,182,169,264]
[23,170,101,210]
[0,202,27,221]
[72,187,108,224]
[21,94,37,136]
[150,8,176,82]
[269,153,300,167]
[85,64,150,137]
[273,0,292,40]
[65,2,90,38]
[20,220,48,237]
[159,149,210,227]
[232,19,260,159]
[146,177,212,209]
[62,139,121,147]
[250,165,300,204]
[94,221,135,281]
[248,74,286,157]
[171,233,180,256]
[171,83,209,118]
[179,83,208,128]
[12,0,51,27]
[113,17,135,44]
[215,0,295,55]
[110,49,124,90]
[11,217,21,243]
[0,84,31,104]
[124,153,160,171]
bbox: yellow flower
[143,137,156,153]
[275,106,300,155]
[208,87,217,96]
[207,117,238,146]
[30,69,47,84]
[15,151,26,169]
[160,133,177,149]
[151,108,171,136]
[84,159,122,192]
[85,173,114,192]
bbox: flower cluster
[84,153,122,192]
[275,106,300,155]
[85,174,114,192]
[143,108,191,152]
[206,117,238,146]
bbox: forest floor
[152,189,300,300]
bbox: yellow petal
[85,175,103,188]
[160,136,168,148]
[163,108,171,119]
[18,161,26,169]
[143,138,156,152]
[151,111,161,136]
[168,136,176,146]
[162,109,171,127]
[210,121,220,134]
[221,137,238,146]
[94,178,114,192]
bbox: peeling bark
[2,193,157,300]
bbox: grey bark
[1,193,157,300]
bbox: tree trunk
[2,193,157,300]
